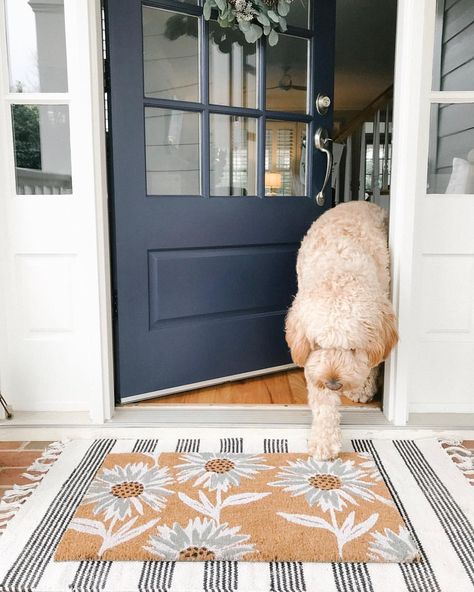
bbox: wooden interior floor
[131,369,382,408]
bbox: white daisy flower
[357,452,383,482]
[144,517,254,561]
[269,456,378,513]
[84,462,174,522]
[176,452,270,492]
[368,526,419,562]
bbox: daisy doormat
[2,438,474,592]
[54,444,418,564]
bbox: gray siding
[430,0,474,193]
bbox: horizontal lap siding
[437,126,474,169]
[442,0,474,42]
[441,20,474,90]
[433,0,474,191]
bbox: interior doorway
[105,0,397,411]
[332,0,397,209]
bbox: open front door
[105,0,335,401]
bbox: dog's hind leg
[307,386,342,460]
[345,366,379,404]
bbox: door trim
[86,0,115,423]
[381,0,437,426]
[87,0,430,423]
[121,364,296,404]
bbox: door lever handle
[314,127,333,206]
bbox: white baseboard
[409,403,474,414]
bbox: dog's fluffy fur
[286,201,398,460]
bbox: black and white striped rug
[0,436,472,591]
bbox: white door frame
[381,0,437,425]
[87,0,435,423]
[86,0,115,423]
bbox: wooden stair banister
[334,84,394,143]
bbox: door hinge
[112,291,118,319]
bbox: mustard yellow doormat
[55,450,418,563]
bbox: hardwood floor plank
[287,370,308,404]
[131,369,382,408]
[263,372,293,405]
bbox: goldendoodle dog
[285,201,398,460]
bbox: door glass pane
[266,35,308,113]
[427,103,474,194]
[143,7,199,102]
[265,120,307,196]
[5,0,68,93]
[209,22,257,108]
[145,107,200,195]
[286,0,309,29]
[210,115,257,196]
[12,104,72,195]
[432,1,474,91]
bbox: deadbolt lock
[316,94,331,116]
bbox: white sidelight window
[0,0,111,420]
[390,0,474,420]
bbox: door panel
[106,0,335,399]
[148,245,298,326]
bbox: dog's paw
[308,437,341,461]
[345,368,379,403]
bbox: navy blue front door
[106,0,335,400]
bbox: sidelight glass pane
[145,107,200,195]
[432,1,474,91]
[12,104,72,195]
[266,35,308,114]
[427,103,474,194]
[143,7,199,102]
[265,120,307,196]
[286,0,310,29]
[209,21,257,108]
[5,0,68,93]
[210,115,257,196]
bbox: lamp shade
[265,172,282,189]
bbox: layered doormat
[0,436,473,591]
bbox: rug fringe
[0,439,68,533]
[439,439,474,485]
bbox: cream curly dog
[285,201,398,460]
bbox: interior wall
[333,0,397,129]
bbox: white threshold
[0,405,386,428]
[113,404,387,427]
[0,411,473,443]
[3,407,474,431]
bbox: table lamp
[265,172,282,196]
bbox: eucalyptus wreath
[203,0,294,46]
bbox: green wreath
[203,0,295,46]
